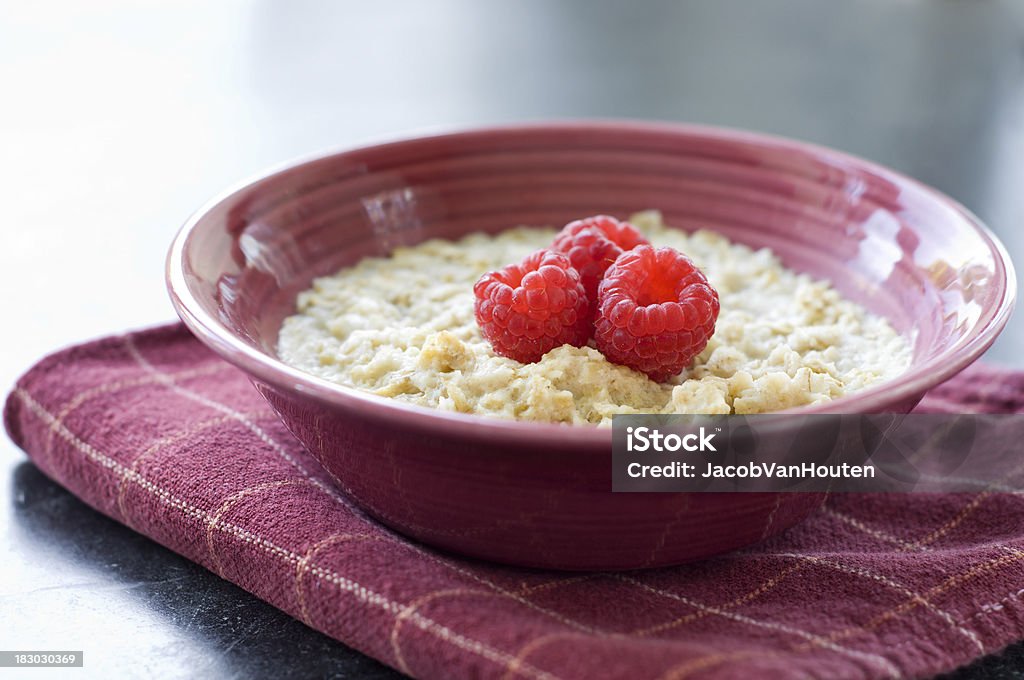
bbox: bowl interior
[173,123,1014,416]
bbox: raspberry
[474,249,590,363]
[551,215,649,314]
[594,245,719,382]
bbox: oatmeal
[277,211,912,424]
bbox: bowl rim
[166,119,1017,448]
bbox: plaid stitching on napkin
[6,323,1024,679]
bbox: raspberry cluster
[473,215,720,381]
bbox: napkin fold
[6,323,1024,680]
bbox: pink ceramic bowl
[167,122,1015,570]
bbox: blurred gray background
[1,1,1022,678]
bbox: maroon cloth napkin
[6,323,1024,679]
